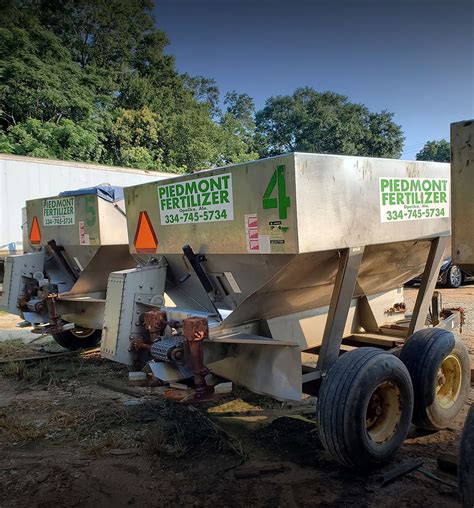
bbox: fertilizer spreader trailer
[2,148,471,469]
[0,154,164,282]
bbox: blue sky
[154,0,474,159]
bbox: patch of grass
[49,410,82,429]
[55,406,130,442]
[2,360,27,379]
[0,412,46,442]
[0,359,59,386]
[143,424,169,456]
[87,431,123,456]
[138,403,244,459]
[0,338,26,359]
[143,423,188,458]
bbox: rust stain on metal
[183,317,210,395]
[143,309,167,340]
[183,317,209,342]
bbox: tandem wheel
[316,347,414,469]
[399,328,470,430]
[53,327,102,350]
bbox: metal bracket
[317,246,365,372]
[408,236,449,336]
[358,294,380,333]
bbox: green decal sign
[158,173,234,225]
[43,197,75,226]
[379,177,449,222]
[263,165,291,220]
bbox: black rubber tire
[460,405,474,508]
[399,328,470,430]
[52,328,102,350]
[446,265,463,288]
[316,347,414,470]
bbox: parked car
[407,257,474,289]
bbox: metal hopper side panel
[451,119,474,270]
[217,239,432,329]
[294,153,450,253]
[125,154,300,256]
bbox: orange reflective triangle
[134,211,158,253]
[29,216,41,244]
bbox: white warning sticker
[244,214,271,254]
[79,221,90,245]
[245,214,260,252]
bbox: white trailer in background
[0,154,170,279]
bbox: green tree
[184,74,220,118]
[0,118,103,161]
[36,0,157,72]
[0,21,100,129]
[217,91,258,164]
[255,88,404,158]
[0,0,257,172]
[224,91,255,133]
[105,107,165,170]
[416,139,450,162]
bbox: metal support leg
[358,294,380,333]
[317,246,365,372]
[408,235,449,336]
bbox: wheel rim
[366,381,402,444]
[450,266,462,286]
[436,354,462,409]
[71,327,96,339]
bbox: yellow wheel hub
[366,381,402,444]
[436,354,462,409]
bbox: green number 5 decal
[85,196,97,227]
[262,165,291,220]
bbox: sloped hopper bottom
[164,239,431,328]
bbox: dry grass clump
[1,359,58,385]
[143,423,188,458]
[140,403,245,459]
[0,412,46,442]
[0,338,26,359]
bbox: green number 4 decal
[262,165,291,220]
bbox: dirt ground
[0,286,472,508]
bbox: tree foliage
[0,118,103,160]
[0,2,406,172]
[255,88,404,158]
[416,139,450,162]
[0,0,255,172]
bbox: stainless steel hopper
[103,153,454,398]
[98,153,469,470]
[128,154,449,328]
[1,188,137,347]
